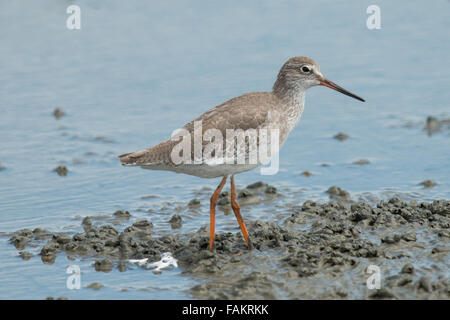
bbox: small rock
[418,276,432,292]
[335,288,348,298]
[97,225,119,239]
[82,216,94,232]
[19,251,32,260]
[188,199,201,208]
[53,108,65,119]
[17,229,33,237]
[425,116,440,136]
[238,189,253,199]
[401,263,414,274]
[246,181,267,189]
[326,186,350,200]
[333,132,349,141]
[132,220,152,229]
[431,245,448,254]
[195,250,215,261]
[265,186,277,194]
[82,216,92,226]
[169,214,183,229]
[230,256,241,263]
[402,233,416,242]
[352,159,370,165]
[40,243,58,264]
[53,165,68,176]
[349,203,372,222]
[87,282,104,290]
[94,259,113,272]
[381,234,401,244]
[113,210,131,219]
[10,235,30,250]
[386,274,412,288]
[238,189,260,205]
[218,191,230,206]
[33,228,48,235]
[368,288,397,299]
[419,180,436,188]
[301,170,311,177]
[397,276,413,287]
[437,229,450,238]
[54,235,72,244]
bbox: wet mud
[8,185,450,299]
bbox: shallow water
[0,0,449,299]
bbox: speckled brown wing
[118,91,279,166]
[184,92,276,135]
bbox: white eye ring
[301,66,311,73]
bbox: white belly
[141,163,260,178]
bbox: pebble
[352,159,370,165]
[418,276,432,292]
[326,186,350,200]
[19,251,32,260]
[246,181,267,189]
[368,288,397,300]
[132,220,152,229]
[94,259,113,272]
[301,170,311,177]
[113,210,131,219]
[53,108,65,119]
[333,132,349,141]
[169,214,183,229]
[87,282,104,290]
[188,199,201,208]
[53,165,68,176]
[419,180,436,188]
[264,186,277,195]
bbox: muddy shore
[8,184,449,300]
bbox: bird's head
[274,56,365,102]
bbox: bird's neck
[273,81,305,115]
[273,79,305,106]
[272,80,306,135]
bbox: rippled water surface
[0,0,449,299]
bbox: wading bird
[119,56,364,251]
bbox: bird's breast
[272,93,305,144]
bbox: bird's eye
[301,66,311,73]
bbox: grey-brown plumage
[119,56,364,178]
[119,56,364,251]
[119,91,279,172]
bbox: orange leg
[209,176,227,251]
[230,175,250,249]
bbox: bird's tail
[118,139,175,166]
[118,152,135,165]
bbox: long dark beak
[319,78,365,102]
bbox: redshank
[119,56,364,251]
